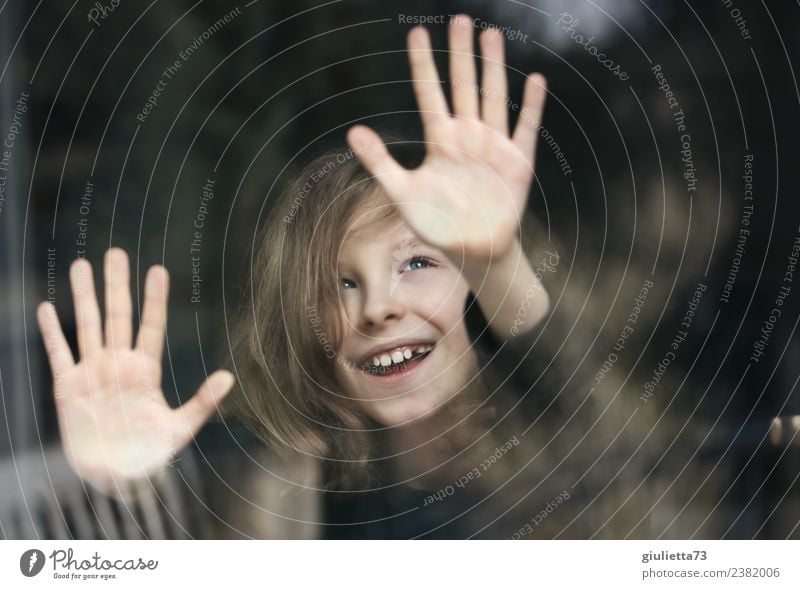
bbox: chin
[362,391,447,427]
[345,356,479,428]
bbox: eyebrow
[394,234,426,250]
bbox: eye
[340,278,357,290]
[403,256,436,271]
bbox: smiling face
[331,207,480,427]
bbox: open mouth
[359,344,435,377]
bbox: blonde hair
[221,137,546,490]
[221,136,717,537]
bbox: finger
[37,302,75,395]
[172,371,235,447]
[69,258,103,358]
[104,247,133,350]
[407,26,450,140]
[135,265,169,362]
[512,73,547,164]
[449,14,479,120]
[479,28,509,135]
[346,126,409,193]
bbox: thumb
[172,370,236,446]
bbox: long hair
[217,133,698,538]
[220,135,618,506]
[222,137,413,489]
[220,134,550,490]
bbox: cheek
[332,358,364,406]
[440,317,476,366]
[334,296,358,332]
[412,274,470,325]
[332,360,348,391]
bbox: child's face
[332,212,479,427]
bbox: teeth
[366,344,434,370]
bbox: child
[37,15,558,537]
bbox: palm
[37,249,234,497]
[347,17,547,263]
[56,350,172,484]
[396,123,531,260]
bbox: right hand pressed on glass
[346,15,548,267]
[36,247,235,498]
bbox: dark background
[1,0,799,538]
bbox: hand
[346,14,547,265]
[36,248,235,498]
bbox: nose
[359,279,407,328]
